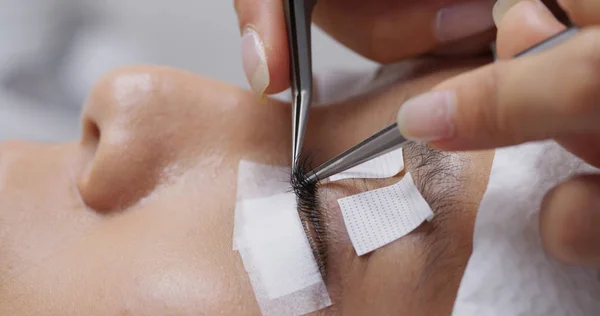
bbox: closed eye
[290,153,329,276]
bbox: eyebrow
[403,142,467,212]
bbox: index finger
[396,27,600,151]
[235,0,498,96]
[235,0,290,94]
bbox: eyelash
[290,153,328,275]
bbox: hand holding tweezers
[284,0,318,167]
[306,26,580,183]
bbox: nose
[77,66,291,212]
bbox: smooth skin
[396,0,600,268]
[0,58,493,315]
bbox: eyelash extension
[290,153,328,276]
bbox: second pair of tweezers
[305,26,580,183]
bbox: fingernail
[241,26,270,96]
[499,0,557,30]
[493,0,523,26]
[436,1,496,43]
[397,91,457,142]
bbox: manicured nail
[396,91,457,142]
[436,0,496,43]
[493,0,523,26]
[241,26,270,96]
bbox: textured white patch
[338,173,433,256]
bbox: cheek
[110,178,262,314]
[334,234,429,315]
[2,244,258,315]
[334,231,469,316]
[0,143,98,282]
[1,166,259,316]
[1,207,260,316]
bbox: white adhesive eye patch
[338,173,433,256]
[329,147,404,181]
[238,193,323,298]
[233,161,332,316]
[233,161,289,251]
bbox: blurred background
[0,0,374,142]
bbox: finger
[496,0,566,58]
[557,134,600,167]
[491,0,569,25]
[396,28,600,150]
[235,0,289,95]
[428,28,497,56]
[558,0,600,25]
[540,174,600,268]
[493,0,525,25]
[312,0,496,63]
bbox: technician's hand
[234,0,497,96]
[396,0,600,268]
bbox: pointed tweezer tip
[292,149,299,169]
[291,124,305,169]
[305,172,318,184]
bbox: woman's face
[0,58,494,315]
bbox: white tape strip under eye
[237,193,323,298]
[329,147,404,181]
[232,160,289,251]
[338,172,433,256]
[233,160,332,316]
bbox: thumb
[396,28,600,151]
[540,174,600,268]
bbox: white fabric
[453,141,600,315]
[329,148,404,182]
[237,193,325,299]
[233,160,332,316]
[232,161,289,250]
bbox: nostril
[82,118,101,146]
[76,68,169,213]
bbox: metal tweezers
[284,0,318,167]
[304,26,579,183]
